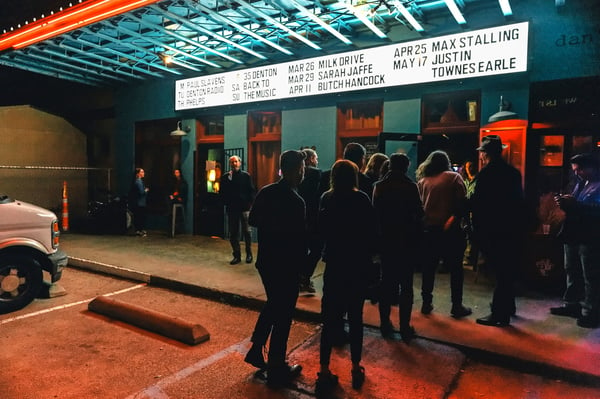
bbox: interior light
[289,0,352,45]
[444,0,466,24]
[339,0,387,38]
[488,96,518,123]
[498,0,513,16]
[170,121,189,137]
[392,0,424,32]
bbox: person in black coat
[244,150,307,388]
[471,135,526,327]
[372,153,424,341]
[316,159,376,393]
[219,156,256,265]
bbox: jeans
[564,243,600,317]
[421,226,466,306]
[227,210,252,257]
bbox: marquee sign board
[175,22,529,111]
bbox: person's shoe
[577,314,599,328]
[351,366,366,390]
[400,326,416,343]
[135,230,147,237]
[315,371,338,395]
[400,326,417,344]
[380,321,394,338]
[451,305,473,318]
[476,313,510,327]
[266,363,302,388]
[550,304,581,318]
[421,302,433,315]
[244,345,266,369]
[245,253,253,264]
[230,257,241,265]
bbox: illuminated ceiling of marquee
[0,0,562,87]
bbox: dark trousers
[301,234,323,281]
[227,210,252,257]
[320,264,366,365]
[479,236,521,319]
[250,266,299,368]
[564,243,600,317]
[379,245,415,329]
[421,226,466,306]
[132,205,146,232]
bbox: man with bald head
[220,155,256,265]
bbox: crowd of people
[131,136,600,393]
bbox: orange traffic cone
[61,181,69,232]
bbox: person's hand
[555,194,575,210]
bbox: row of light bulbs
[2,0,83,33]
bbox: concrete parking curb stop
[88,295,210,345]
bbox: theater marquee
[175,21,528,111]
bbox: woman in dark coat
[316,159,376,393]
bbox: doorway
[195,143,225,236]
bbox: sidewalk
[60,232,600,382]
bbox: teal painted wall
[282,106,337,171]
[383,99,420,134]
[224,113,248,168]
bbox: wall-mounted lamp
[170,121,189,136]
[488,96,518,123]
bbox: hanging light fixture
[170,121,189,136]
[488,96,518,123]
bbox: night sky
[0,1,95,109]
[0,1,75,32]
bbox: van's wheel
[0,255,43,314]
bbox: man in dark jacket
[551,153,600,328]
[373,153,424,341]
[471,135,525,327]
[219,156,256,265]
[244,150,306,388]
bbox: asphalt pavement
[59,231,600,384]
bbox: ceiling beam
[125,11,244,64]
[149,5,267,61]
[184,0,293,56]
[109,21,218,69]
[234,0,322,50]
[83,26,182,76]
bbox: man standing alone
[220,155,256,265]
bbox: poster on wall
[175,22,529,111]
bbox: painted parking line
[0,283,146,325]
[126,338,251,399]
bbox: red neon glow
[0,0,160,51]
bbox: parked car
[0,194,68,313]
